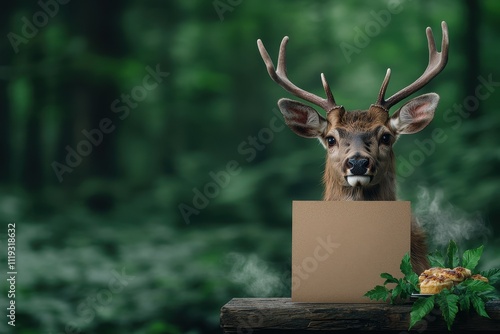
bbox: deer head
[257,22,449,201]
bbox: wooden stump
[220,298,500,333]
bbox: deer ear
[390,93,439,134]
[278,98,327,138]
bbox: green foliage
[409,296,435,330]
[0,202,291,334]
[428,251,446,268]
[381,272,398,284]
[410,276,492,332]
[364,253,419,303]
[413,241,499,331]
[462,245,484,271]
[434,289,460,331]
[366,241,500,331]
[400,252,414,277]
[364,285,389,302]
[480,268,500,285]
[446,240,460,268]
[470,294,489,318]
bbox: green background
[0,0,499,333]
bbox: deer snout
[344,156,373,187]
[347,157,369,175]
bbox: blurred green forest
[0,0,499,333]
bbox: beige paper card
[292,201,411,303]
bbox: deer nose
[347,158,369,175]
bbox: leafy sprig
[365,240,500,331]
[364,253,419,303]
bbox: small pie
[418,266,473,294]
[439,267,471,283]
[419,267,445,283]
[419,275,454,294]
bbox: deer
[257,21,449,275]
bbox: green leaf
[380,272,398,285]
[399,279,417,297]
[480,268,500,285]
[460,278,499,302]
[470,294,490,318]
[428,250,446,268]
[436,289,460,331]
[462,279,495,294]
[364,285,389,301]
[409,295,435,330]
[462,245,484,271]
[405,272,419,290]
[391,284,402,304]
[400,252,413,276]
[482,288,500,301]
[446,240,460,268]
[459,293,471,312]
[399,279,413,300]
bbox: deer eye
[326,136,336,147]
[380,134,392,145]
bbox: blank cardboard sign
[292,201,411,303]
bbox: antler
[375,21,449,110]
[257,36,340,113]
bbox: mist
[414,188,491,250]
[225,252,289,297]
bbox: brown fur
[322,108,429,274]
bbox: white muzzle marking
[346,175,371,187]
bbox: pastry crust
[453,267,472,279]
[418,267,473,294]
[419,267,445,283]
[471,274,489,283]
[439,267,471,283]
[420,275,454,294]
